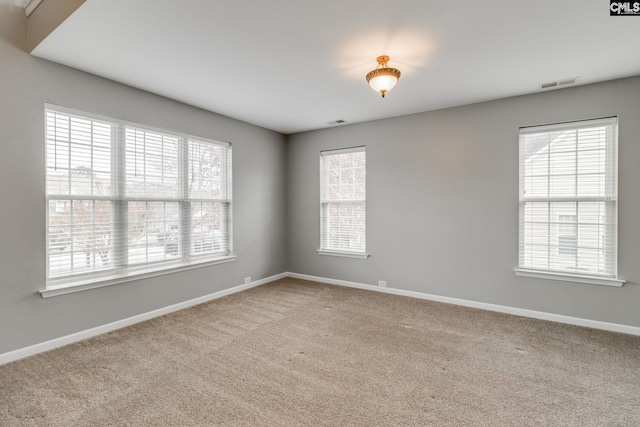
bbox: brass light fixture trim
[366,55,401,98]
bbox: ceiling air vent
[558,78,577,86]
[540,77,579,90]
[327,119,348,125]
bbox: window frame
[43,105,235,297]
[514,117,624,287]
[317,146,369,259]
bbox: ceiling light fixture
[366,55,401,98]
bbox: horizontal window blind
[518,117,617,278]
[46,111,117,278]
[46,106,232,288]
[187,137,232,258]
[320,147,366,253]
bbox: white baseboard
[0,272,288,366]
[287,272,640,336]
[3,270,638,366]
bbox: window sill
[40,255,237,298]
[317,250,370,259]
[514,268,625,287]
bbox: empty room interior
[1,0,640,425]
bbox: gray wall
[287,76,640,328]
[0,3,287,354]
[2,1,639,357]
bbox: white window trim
[44,104,233,295]
[319,146,368,258]
[517,117,622,286]
[317,250,370,259]
[514,268,624,287]
[40,255,237,298]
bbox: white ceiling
[31,0,640,135]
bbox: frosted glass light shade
[365,55,401,98]
[368,73,398,93]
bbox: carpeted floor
[1,278,639,426]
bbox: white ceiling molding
[23,0,42,16]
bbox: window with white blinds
[46,106,232,289]
[319,147,367,257]
[517,117,619,283]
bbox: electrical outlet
[244,277,251,284]
[378,280,387,287]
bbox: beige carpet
[1,278,639,426]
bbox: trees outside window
[46,106,232,288]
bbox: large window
[46,106,232,291]
[517,117,622,286]
[319,147,367,258]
